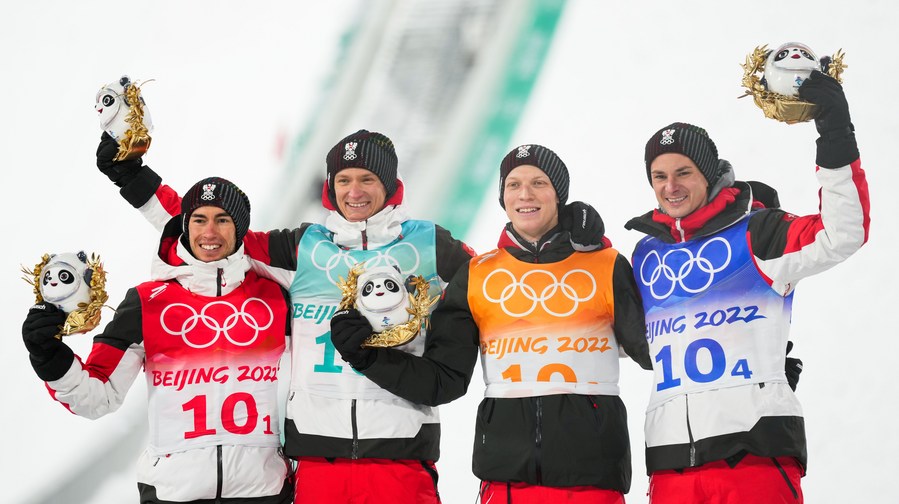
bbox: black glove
[785,341,803,392]
[330,309,376,370]
[560,201,606,251]
[96,132,144,187]
[22,303,67,363]
[797,70,859,168]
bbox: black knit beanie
[326,130,398,206]
[181,176,251,245]
[645,122,721,188]
[498,144,569,208]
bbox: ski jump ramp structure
[264,0,565,239]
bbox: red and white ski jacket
[32,228,293,503]
[625,159,870,475]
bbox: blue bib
[632,216,794,409]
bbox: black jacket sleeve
[359,265,480,407]
[119,165,163,208]
[611,254,652,369]
[434,224,475,284]
[94,288,145,349]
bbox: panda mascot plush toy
[740,42,846,124]
[39,252,93,314]
[336,264,439,348]
[95,75,153,160]
[356,266,413,332]
[23,251,108,337]
[762,42,822,96]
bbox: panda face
[40,262,82,303]
[358,275,404,312]
[763,42,820,96]
[95,87,123,129]
[772,44,819,70]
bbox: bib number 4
[655,338,753,391]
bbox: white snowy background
[1,1,896,503]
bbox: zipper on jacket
[216,268,223,296]
[587,395,600,426]
[675,218,686,242]
[685,396,696,466]
[215,445,224,503]
[361,229,369,250]
[351,399,359,459]
[534,397,544,485]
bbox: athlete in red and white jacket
[22,177,293,504]
[625,72,869,504]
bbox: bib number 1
[182,393,273,439]
[313,332,361,376]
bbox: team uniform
[625,158,869,502]
[358,224,653,504]
[114,165,473,502]
[28,223,293,503]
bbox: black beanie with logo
[325,130,399,207]
[644,122,721,188]
[498,144,570,208]
[181,176,251,245]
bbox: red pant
[479,481,624,504]
[648,454,803,504]
[293,457,439,503]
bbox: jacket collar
[625,182,755,243]
[152,231,250,296]
[325,204,409,249]
[497,222,564,253]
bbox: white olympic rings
[639,237,731,300]
[160,298,274,349]
[309,240,421,284]
[482,268,597,318]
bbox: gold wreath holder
[21,253,110,338]
[115,80,153,161]
[739,45,846,124]
[337,265,439,348]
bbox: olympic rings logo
[160,298,274,349]
[639,237,731,300]
[309,240,421,285]
[482,268,597,318]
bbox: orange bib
[468,248,622,398]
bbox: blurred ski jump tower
[268,0,565,238]
[29,1,563,502]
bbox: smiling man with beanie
[23,176,293,503]
[330,142,651,503]
[624,71,870,504]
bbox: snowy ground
[2,1,897,503]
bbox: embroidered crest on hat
[343,142,358,161]
[660,129,676,145]
[201,183,216,201]
[325,130,400,208]
[498,143,570,208]
[644,122,722,189]
[181,177,252,248]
